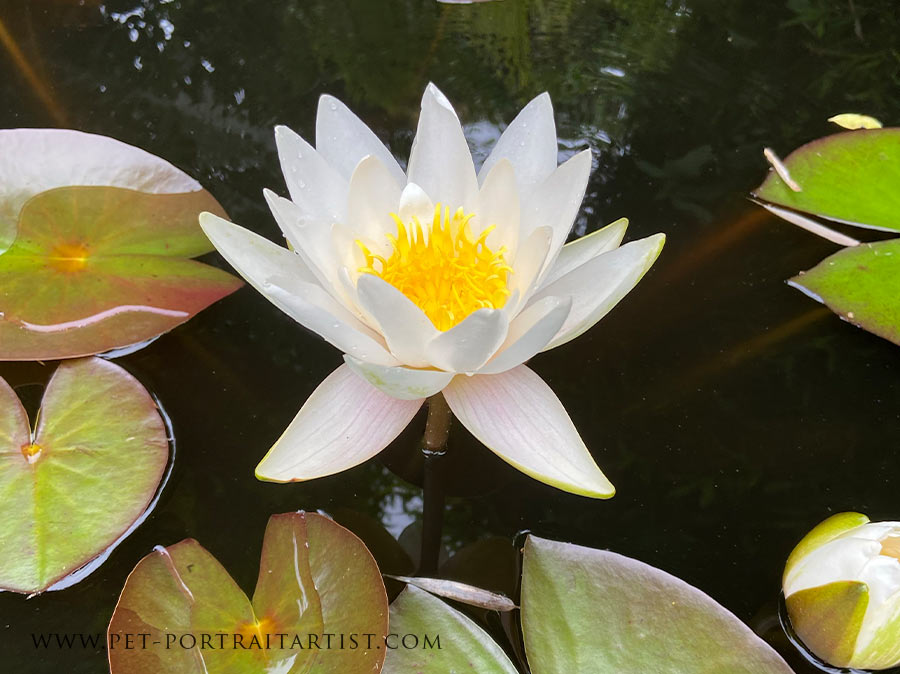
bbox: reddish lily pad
[753,129,900,232]
[0,357,169,594]
[108,512,389,674]
[0,185,242,360]
[789,239,900,346]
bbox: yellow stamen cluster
[358,205,511,331]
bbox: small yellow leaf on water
[827,113,883,130]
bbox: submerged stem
[419,393,451,576]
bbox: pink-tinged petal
[425,308,509,373]
[479,296,571,374]
[478,92,557,189]
[521,149,592,268]
[344,355,454,400]
[539,217,628,289]
[256,364,423,482]
[475,158,520,257]
[533,233,666,351]
[407,83,478,211]
[356,274,440,367]
[316,94,407,185]
[443,366,615,498]
[274,124,347,223]
[347,155,404,243]
[200,213,398,366]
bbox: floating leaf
[386,575,516,611]
[0,185,242,360]
[753,129,900,232]
[521,535,795,674]
[383,585,518,674]
[0,357,168,594]
[828,113,883,130]
[108,512,388,674]
[788,239,900,346]
[0,128,206,255]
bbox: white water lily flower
[783,513,900,670]
[200,84,664,498]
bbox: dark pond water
[2,0,900,671]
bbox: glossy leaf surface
[0,185,242,360]
[0,357,168,593]
[754,129,900,232]
[383,586,518,674]
[108,512,388,674]
[521,535,795,674]
[789,240,900,346]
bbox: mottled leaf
[383,586,518,674]
[0,357,168,594]
[521,535,795,674]
[0,185,242,360]
[753,129,900,232]
[789,240,900,346]
[108,512,388,674]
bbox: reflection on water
[2,0,900,672]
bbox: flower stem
[419,392,451,576]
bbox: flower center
[21,442,42,464]
[49,242,89,273]
[881,536,900,561]
[358,205,512,331]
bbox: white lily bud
[783,513,900,670]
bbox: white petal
[263,188,340,288]
[534,233,666,351]
[316,94,407,185]
[407,83,478,211]
[474,158,520,256]
[344,355,454,400]
[256,364,423,481]
[199,213,398,366]
[0,128,201,253]
[540,217,628,289]
[274,124,347,223]
[356,274,439,368]
[479,296,571,374]
[425,308,509,373]
[508,226,553,311]
[784,537,882,597]
[398,182,436,231]
[443,365,615,498]
[478,92,557,189]
[347,155,403,243]
[521,148,592,266]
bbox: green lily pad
[521,535,795,674]
[0,357,169,594]
[108,512,389,674]
[383,585,519,674]
[753,129,900,232]
[0,185,242,360]
[789,239,900,346]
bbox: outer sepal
[786,580,869,668]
